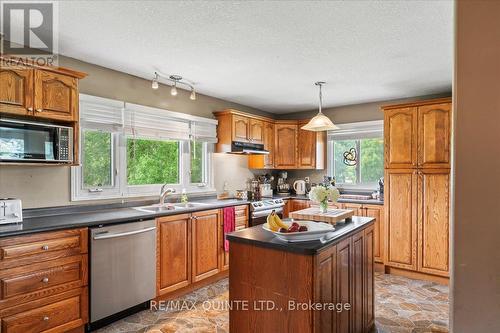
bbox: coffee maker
[276,171,291,195]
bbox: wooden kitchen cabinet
[417,169,450,277]
[384,169,418,271]
[0,228,89,332]
[342,202,363,216]
[33,70,79,122]
[232,114,250,142]
[157,214,192,296]
[290,199,310,213]
[417,103,451,168]
[249,119,264,144]
[274,122,298,168]
[0,62,34,116]
[262,121,274,168]
[297,120,316,169]
[384,107,418,168]
[221,205,249,271]
[363,205,384,264]
[191,209,221,282]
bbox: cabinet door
[232,115,249,142]
[297,125,317,169]
[385,169,418,271]
[363,225,375,331]
[314,245,337,333]
[282,200,290,218]
[352,230,364,333]
[290,199,310,213]
[342,203,363,216]
[191,209,221,282]
[249,119,264,144]
[336,237,353,333]
[418,103,451,168]
[364,205,384,264]
[384,107,418,168]
[263,122,274,168]
[274,123,298,168]
[417,170,450,277]
[0,64,33,116]
[33,70,78,121]
[157,214,191,295]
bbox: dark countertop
[0,198,251,238]
[226,216,374,255]
[271,194,384,206]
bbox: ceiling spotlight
[190,89,196,100]
[151,72,159,90]
[171,83,178,96]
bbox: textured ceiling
[54,1,452,113]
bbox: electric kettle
[293,180,307,195]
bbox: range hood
[229,141,269,155]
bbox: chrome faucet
[159,184,176,205]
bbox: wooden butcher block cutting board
[289,207,354,225]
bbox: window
[82,130,113,188]
[72,95,217,201]
[328,121,383,189]
[127,138,180,185]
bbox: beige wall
[452,1,500,331]
[0,56,270,208]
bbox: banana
[273,214,289,229]
[267,212,280,232]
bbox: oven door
[250,208,284,227]
[0,119,68,162]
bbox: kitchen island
[227,216,375,333]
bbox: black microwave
[0,118,73,163]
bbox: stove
[249,199,285,227]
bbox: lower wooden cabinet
[191,209,221,282]
[221,205,248,271]
[0,228,89,332]
[157,214,192,295]
[290,199,311,212]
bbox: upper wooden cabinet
[274,122,298,168]
[262,122,274,168]
[297,120,318,169]
[33,70,79,121]
[0,57,86,122]
[249,119,264,144]
[384,107,418,168]
[383,98,452,169]
[232,114,249,142]
[0,63,33,116]
[418,103,451,168]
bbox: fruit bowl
[263,220,335,242]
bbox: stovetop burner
[250,198,285,212]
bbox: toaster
[0,198,23,224]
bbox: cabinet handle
[42,277,49,283]
[36,108,43,112]
[43,316,49,321]
[42,245,49,251]
[192,216,198,220]
[27,107,33,112]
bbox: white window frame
[71,96,216,201]
[327,120,384,191]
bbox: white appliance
[0,198,22,224]
[249,199,285,227]
[259,184,273,197]
[293,180,307,195]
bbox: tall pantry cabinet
[383,98,451,279]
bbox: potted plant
[309,184,340,213]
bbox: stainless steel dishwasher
[90,220,156,324]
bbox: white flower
[309,185,340,204]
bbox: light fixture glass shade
[301,113,339,131]
[190,90,196,100]
[301,81,339,132]
[151,80,159,90]
[170,85,177,96]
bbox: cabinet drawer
[235,216,247,227]
[0,229,87,270]
[234,206,248,217]
[1,260,82,300]
[1,294,82,333]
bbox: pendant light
[301,81,339,131]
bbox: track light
[190,89,196,100]
[151,73,159,90]
[171,83,178,96]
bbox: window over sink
[327,120,384,190]
[71,95,216,201]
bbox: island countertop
[226,216,374,255]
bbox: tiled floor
[95,273,449,333]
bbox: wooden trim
[0,55,87,79]
[385,266,449,285]
[381,97,452,110]
[213,109,274,122]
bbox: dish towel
[223,206,235,252]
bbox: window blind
[79,94,124,131]
[190,121,217,143]
[327,120,383,140]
